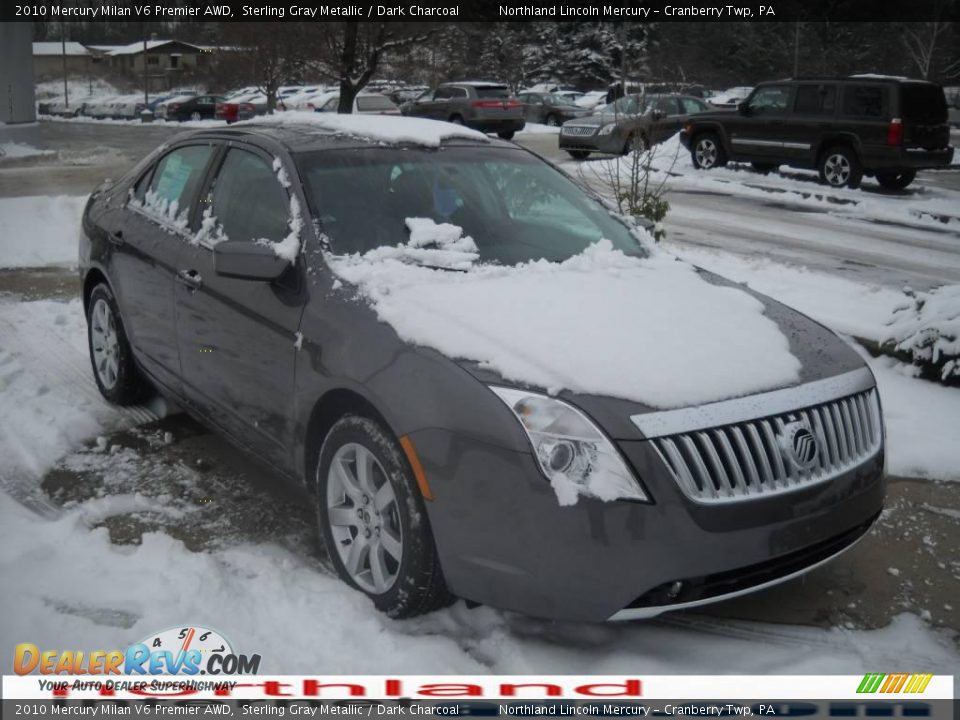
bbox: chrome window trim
[630,367,875,440]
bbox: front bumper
[559,126,624,154]
[410,425,885,622]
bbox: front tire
[317,415,452,618]
[86,283,149,405]
[818,146,863,189]
[190,111,202,122]
[691,133,726,169]
[545,114,559,127]
[876,170,916,190]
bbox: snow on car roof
[242,111,488,147]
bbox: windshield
[296,146,644,266]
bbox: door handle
[108,230,124,246]
[177,269,203,290]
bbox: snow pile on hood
[360,217,479,270]
[243,111,487,147]
[330,240,802,409]
[883,285,960,382]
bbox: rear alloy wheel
[876,170,916,190]
[818,146,862,189]
[545,114,559,127]
[623,133,648,155]
[567,150,591,160]
[86,283,149,405]
[692,133,726,169]
[190,111,201,121]
[317,415,453,618]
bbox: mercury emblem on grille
[778,420,820,470]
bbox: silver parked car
[559,93,711,159]
[401,82,525,139]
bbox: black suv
[680,76,954,190]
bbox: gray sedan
[559,93,710,159]
[79,117,884,622]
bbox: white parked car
[708,86,754,108]
[290,90,400,115]
[574,90,608,110]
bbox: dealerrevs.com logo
[14,625,261,676]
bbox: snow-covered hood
[329,237,867,438]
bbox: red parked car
[214,100,256,124]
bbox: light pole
[61,22,69,108]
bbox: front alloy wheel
[692,135,724,169]
[317,415,453,617]
[325,442,403,594]
[86,283,149,405]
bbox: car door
[112,143,216,392]
[648,96,683,144]
[726,84,793,160]
[174,144,306,470]
[519,94,543,122]
[789,83,837,163]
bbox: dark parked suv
[401,82,525,139]
[680,76,954,189]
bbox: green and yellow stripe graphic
[857,673,934,694]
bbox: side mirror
[737,102,750,116]
[214,241,290,281]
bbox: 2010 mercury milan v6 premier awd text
[79,114,886,622]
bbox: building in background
[32,41,94,80]
[97,39,214,92]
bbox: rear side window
[138,145,214,224]
[207,149,289,244]
[901,83,948,123]
[843,85,886,118]
[654,97,680,115]
[434,87,454,100]
[794,85,837,114]
[475,86,510,99]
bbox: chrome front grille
[650,388,882,504]
[561,125,596,137]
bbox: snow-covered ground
[1,154,958,675]
[0,141,54,159]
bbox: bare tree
[311,22,432,113]
[902,21,950,79]
[224,23,309,112]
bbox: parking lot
[1,116,959,673]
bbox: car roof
[164,120,509,155]
[761,75,939,86]
[441,81,507,87]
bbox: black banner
[4,0,960,23]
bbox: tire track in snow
[0,305,158,516]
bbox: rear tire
[448,114,464,125]
[189,111,201,121]
[497,130,516,140]
[86,283,150,405]
[818,146,863,189]
[545,114,559,127]
[876,170,916,190]
[567,150,591,160]
[317,415,453,618]
[691,133,726,169]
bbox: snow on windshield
[244,111,488,146]
[329,239,802,410]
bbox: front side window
[680,97,708,114]
[202,149,289,246]
[748,86,791,114]
[136,144,214,226]
[297,147,645,266]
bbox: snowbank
[243,111,487,146]
[0,195,87,267]
[331,240,801,409]
[882,285,960,382]
[0,142,54,160]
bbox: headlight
[597,123,617,135]
[489,387,649,506]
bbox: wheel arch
[689,123,731,155]
[82,267,111,314]
[814,133,862,165]
[303,387,395,494]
